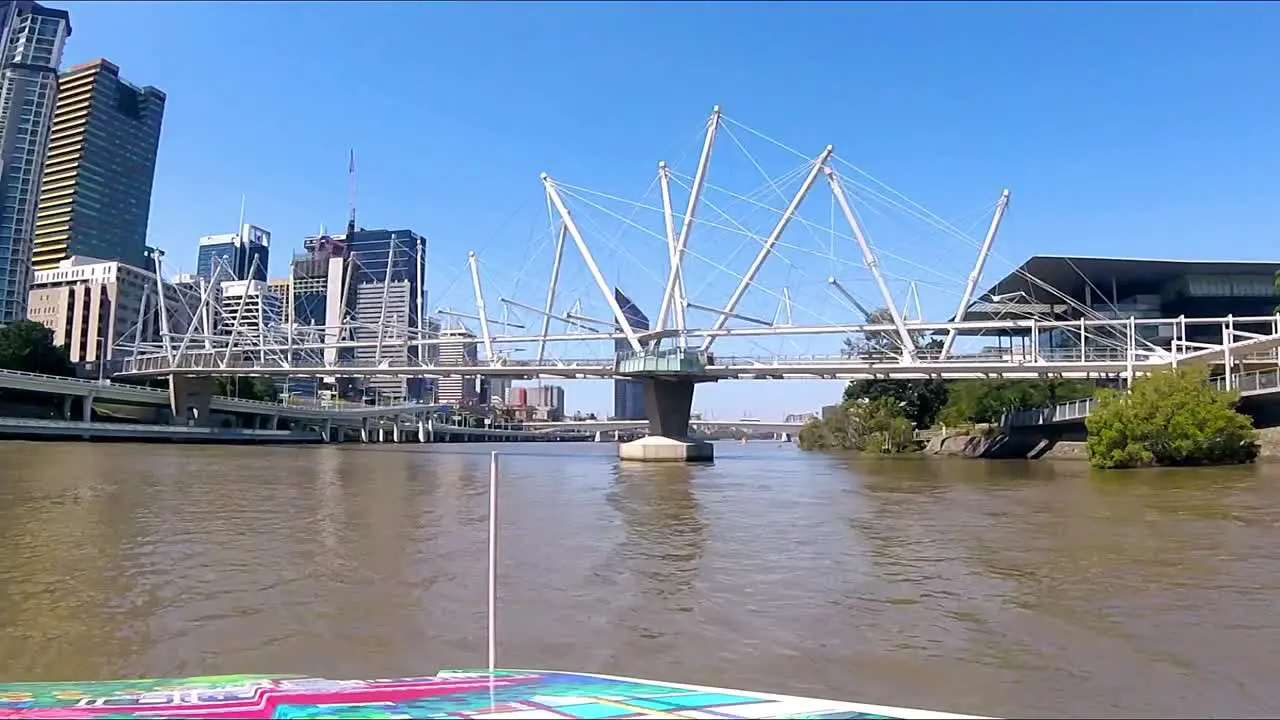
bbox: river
[0,441,1276,718]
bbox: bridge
[1007,365,1280,427]
[522,419,805,433]
[95,105,1280,462]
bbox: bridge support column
[418,420,427,443]
[618,378,714,463]
[322,419,332,443]
[168,375,213,427]
[62,396,73,421]
[392,424,402,443]
[81,393,94,422]
[360,418,370,443]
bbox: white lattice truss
[114,107,1280,384]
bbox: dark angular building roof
[956,255,1280,324]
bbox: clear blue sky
[59,1,1280,418]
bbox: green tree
[843,378,949,428]
[212,376,279,403]
[1086,366,1257,469]
[938,378,1095,425]
[798,396,916,453]
[841,306,938,358]
[0,320,75,376]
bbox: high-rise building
[613,287,650,420]
[0,1,70,325]
[527,383,566,420]
[487,377,512,407]
[301,228,429,402]
[32,59,165,273]
[218,279,282,341]
[26,255,190,367]
[436,326,477,407]
[195,224,270,284]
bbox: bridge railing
[1008,366,1280,427]
[1212,366,1280,395]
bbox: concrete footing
[618,435,714,463]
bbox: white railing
[1007,366,1280,427]
[0,368,436,418]
[0,416,309,436]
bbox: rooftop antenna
[346,149,357,236]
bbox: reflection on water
[0,441,1279,718]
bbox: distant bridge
[522,419,805,433]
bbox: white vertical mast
[825,167,916,362]
[542,174,643,353]
[536,224,567,363]
[657,106,721,335]
[941,189,1010,360]
[468,251,494,362]
[700,146,833,353]
[657,161,685,334]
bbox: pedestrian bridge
[522,419,805,433]
[1005,366,1280,427]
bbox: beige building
[26,255,190,364]
[435,326,478,407]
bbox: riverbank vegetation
[1086,366,1257,469]
[798,396,915,452]
[0,321,74,376]
[799,376,1096,453]
[807,309,1256,465]
[803,360,1258,470]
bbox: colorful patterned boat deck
[0,669,985,719]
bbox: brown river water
[0,441,1277,718]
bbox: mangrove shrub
[798,397,915,453]
[1086,366,1257,469]
[938,378,1096,426]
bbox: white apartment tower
[436,326,477,407]
[0,1,70,324]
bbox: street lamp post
[96,336,106,383]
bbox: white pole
[700,146,833,353]
[657,161,685,335]
[150,249,172,361]
[941,189,1010,360]
[469,251,495,362]
[657,106,720,334]
[374,237,397,364]
[487,450,499,674]
[826,167,917,362]
[542,175,643,353]
[537,224,567,363]
[417,235,426,360]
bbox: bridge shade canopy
[956,255,1280,325]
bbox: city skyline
[14,1,1280,417]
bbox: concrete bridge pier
[618,377,714,463]
[168,375,213,427]
[360,418,370,443]
[392,423,402,443]
[418,420,428,443]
